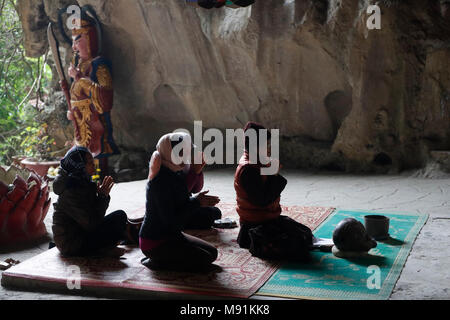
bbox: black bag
[198,0,226,9]
[198,0,216,9]
[231,0,255,7]
[247,216,313,262]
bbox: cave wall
[17,0,450,173]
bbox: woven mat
[2,204,334,299]
[256,210,428,300]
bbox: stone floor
[1,168,449,300]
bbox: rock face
[17,0,450,174]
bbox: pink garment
[139,237,167,253]
[184,165,204,194]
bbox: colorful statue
[52,5,120,175]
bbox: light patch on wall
[217,6,252,39]
[283,0,296,25]
[197,4,252,40]
[355,0,371,28]
[327,0,342,29]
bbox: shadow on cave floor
[1,168,449,300]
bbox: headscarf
[243,122,272,165]
[156,133,192,173]
[60,146,91,182]
[244,122,271,153]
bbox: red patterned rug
[2,204,334,299]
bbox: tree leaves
[0,0,52,165]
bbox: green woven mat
[256,210,428,300]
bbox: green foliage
[0,0,53,165]
[20,123,56,161]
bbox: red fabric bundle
[0,170,50,245]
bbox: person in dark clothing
[234,122,313,262]
[147,134,222,230]
[52,147,138,257]
[139,133,220,271]
[181,151,222,230]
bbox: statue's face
[72,33,90,59]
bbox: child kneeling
[52,147,139,257]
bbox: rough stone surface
[1,168,449,300]
[16,0,450,174]
[39,92,75,153]
[17,0,49,58]
[430,151,450,172]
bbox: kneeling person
[234,122,313,262]
[140,133,219,271]
[148,134,222,230]
[52,147,139,257]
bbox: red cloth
[185,166,204,194]
[234,154,284,225]
[139,237,167,253]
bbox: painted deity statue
[58,6,119,173]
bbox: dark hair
[244,122,271,152]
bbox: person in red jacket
[234,122,313,261]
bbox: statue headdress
[58,5,103,58]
